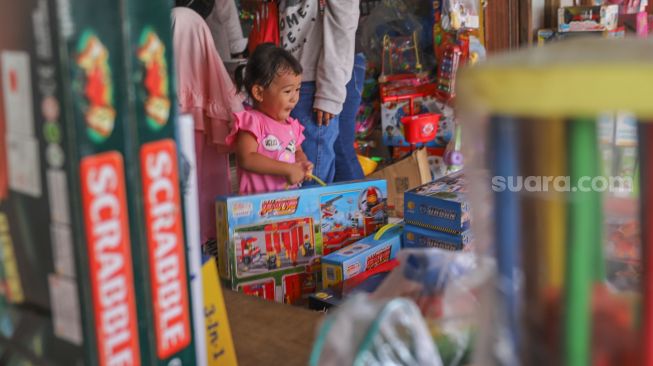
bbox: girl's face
[253,71,302,122]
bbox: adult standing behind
[172,6,244,245]
[206,0,248,64]
[279,0,361,184]
[334,51,366,181]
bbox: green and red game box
[0,0,197,364]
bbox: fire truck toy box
[403,224,473,251]
[215,180,389,302]
[321,224,402,289]
[380,81,453,148]
[404,171,470,234]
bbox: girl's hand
[300,161,314,180]
[286,163,306,185]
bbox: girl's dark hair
[175,0,215,19]
[235,43,303,99]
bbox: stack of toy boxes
[0,0,197,364]
[403,171,473,250]
[215,180,388,304]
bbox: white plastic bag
[310,294,441,366]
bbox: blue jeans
[334,52,366,182]
[291,82,339,184]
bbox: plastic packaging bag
[359,0,424,74]
[442,0,480,31]
[381,32,425,77]
[372,249,495,366]
[309,294,440,366]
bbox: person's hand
[285,163,306,186]
[300,161,314,180]
[314,108,334,127]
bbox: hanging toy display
[436,44,463,102]
[380,32,426,82]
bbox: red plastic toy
[401,113,441,144]
[380,77,441,146]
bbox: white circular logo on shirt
[263,135,281,151]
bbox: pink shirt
[226,109,306,194]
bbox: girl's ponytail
[234,63,247,94]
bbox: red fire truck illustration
[263,218,314,270]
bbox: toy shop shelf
[457,37,653,119]
[223,289,323,365]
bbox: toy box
[404,171,470,234]
[216,180,388,303]
[308,267,392,311]
[321,225,402,289]
[403,224,473,251]
[558,5,619,33]
[380,81,453,148]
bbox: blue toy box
[404,171,470,234]
[321,225,402,289]
[403,225,473,251]
[215,180,388,304]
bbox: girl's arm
[295,147,308,164]
[236,131,305,184]
[295,147,314,180]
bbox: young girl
[227,43,313,194]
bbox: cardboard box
[216,180,388,303]
[404,171,470,234]
[403,224,473,251]
[321,225,402,289]
[558,5,619,32]
[369,148,432,217]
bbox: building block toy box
[216,180,388,303]
[321,224,402,289]
[403,224,473,251]
[404,171,470,234]
[0,0,197,364]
